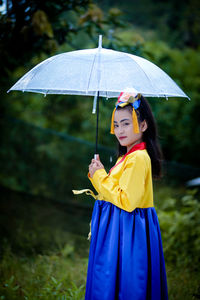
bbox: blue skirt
[85,200,168,300]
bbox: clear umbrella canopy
[8,35,189,155]
[8,36,189,99]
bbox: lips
[119,136,127,140]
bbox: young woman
[74,89,168,300]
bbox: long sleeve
[88,152,151,212]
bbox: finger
[89,164,93,170]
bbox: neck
[126,139,143,153]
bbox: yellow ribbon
[72,189,103,241]
[110,107,116,134]
[72,189,99,199]
[132,108,140,133]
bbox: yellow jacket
[88,149,154,212]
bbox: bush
[157,189,200,270]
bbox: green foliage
[157,189,200,270]
[0,116,115,202]
[0,187,89,299]
[0,248,87,299]
[96,0,200,49]
[0,185,91,257]
[0,0,90,80]
[141,42,200,165]
[156,188,200,299]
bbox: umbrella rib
[102,57,108,98]
[86,50,99,92]
[21,59,55,92]
[126,54,158,93]
[126,54,188,98]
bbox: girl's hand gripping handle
[89,154,104,178]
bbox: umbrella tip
[98,35,102,49]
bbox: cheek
[127,127,139,140]
[127,125,133,135]
[114,127,119,134]
[114,129,118,137]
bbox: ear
[140,120,148,132]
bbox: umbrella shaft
[95,91,100,155]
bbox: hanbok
[82,142,168,300]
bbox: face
[114,108,146,152]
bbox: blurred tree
[0,0,90,82]
[95,0,200,49]
[142,41,200,166]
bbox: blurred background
[0,0,200,299]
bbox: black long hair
[116,96,163,179]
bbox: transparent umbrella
[8,35,189,155]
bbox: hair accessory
[110,88,141,134]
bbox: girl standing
[75,89,168,300]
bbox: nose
[119,125,125,135]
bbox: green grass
[167,266,200,300]
[0,244,88,299]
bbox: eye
[114,124,118,128]
[123,122,130,126]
